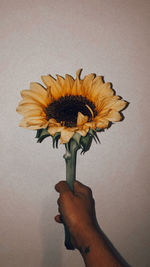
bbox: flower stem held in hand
[63,139,80,249]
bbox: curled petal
[49,118,59,125]
[77,112,88,126]
[48,126,62,136]
[84,121,96,129]
[60,128,74,144]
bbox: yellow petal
[71,69,82,95]
[17,99,39,106]
[23,109,46,118]
[19,118,47,129]
[77,112,88,126]
[56,75,65,88]
[41,75,62,100]
[48,126,62,136]
[64,74,74,95]
[93,83,114,104]
[96,119,109,129]
[41,75,55,87]
[88,76,104,101]
[49,118,58,124]
[21,90,48,107]
[92,76,103,87]
[60,128,74,144]
[107,110,122,122]
[23,116,47,123]
[19,118,28,127]
[99,82,114,97]
[16,103,43,114]
[95,96,119,112]
[111,100,127,111]
[83,121,96,129]
[82,73,95,97]
[30,82,47,97]
[76,69,82,79]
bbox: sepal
[72,132,81,146]
[80,134,93,154]
[52,132,61,148]
[35,128,50,143]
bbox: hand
[55,180,98,249]
[55,181,129,266]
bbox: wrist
[72,224,101,251]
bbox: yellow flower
[16,69,127,144]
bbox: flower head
[16,69,127,145]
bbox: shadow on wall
[40,198,62,267]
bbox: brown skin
[55,180,129,267]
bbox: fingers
[54,214,63,224]
[55,180,93,198]
[55,181,73,196]
[74,180,93,196]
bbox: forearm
[76,225,129,267]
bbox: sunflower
[16,69,127,144]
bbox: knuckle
[55,180,66,190]
[57,197,61,205]
[85,186,92,195]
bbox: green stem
[63,139,80,249]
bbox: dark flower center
[46,95,97,127]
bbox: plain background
[0,0,150,266]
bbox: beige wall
[0,0,150,266]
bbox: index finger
[55,181,73,195]
[74,180,93,197]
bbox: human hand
[55,180,98,249]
